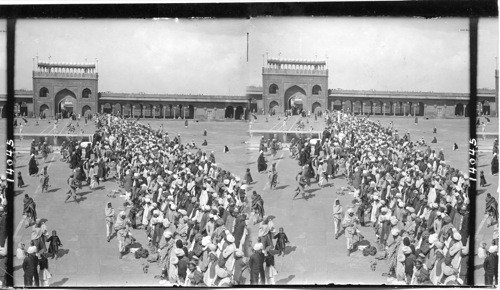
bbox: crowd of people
[15,109,499,287]
[20,113,289,286]
[257,110,496,286]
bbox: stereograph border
[1,1,498,288]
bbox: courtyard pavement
[10,115,498,286]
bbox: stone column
[0,106,2,118]
[403,103,406,116]
[393,104,396,116]
[383,103,386,115]
[361,102,364,115]
[233,107,236,119]
[350,102,353,113]
[464,104,467,117]
[101,106,104,114]
[370,103,374,114]
[243,107,247,120]
[163,106,166,119]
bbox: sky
[13,19,248,95]
[248,17,498,93]
[3,17,499,95]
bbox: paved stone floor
[12,119,249,287]
[10,115,497,286]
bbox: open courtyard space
[245,114,486,284]
[5,16,498,288]
[12,113,492,286]
[13,118,250,286]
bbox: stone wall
[263,73,328,115]
[33,77,98,118]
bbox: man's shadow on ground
[50,277,69,287]
[283,245,297,256]
[79,191,93,197]
[276,274,295,284]
[56,249,70,259]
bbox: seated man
[431,137,437,143]
[202,140,208,146]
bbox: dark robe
[251,194,264,218]
[257,154,267,173]
[274,232,289,252]
[23,197,37,224]
[22,254,39,286]
[249,251,265,285]
[486,196,498,220]
[492,155,499,175]
[460,211,469,245]
[232,257,247,284]
[232,216,246,248]
[28,156,38,176]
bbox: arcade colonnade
[99,102,248,120]
[328,98,475,117]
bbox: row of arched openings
[99,104,246,120]
[39,87,92,98]
[269,84,322,95]
[269,101,323,114]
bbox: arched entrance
[417,102,425,116]
[284,85,306,115]
[235,106,244,120]
[143,104,153,118]
[333,100,342,111]
[269,101,279,116]
[103,103,112,114]
[344,100,352,112]
[82,105,92,118]
[483,100,491,115]
[154,105,162,118]
[455,103,464,116]
[225,106,234,119]
[312,102,322,114]
[113,103,122,116]
[188,105,195,119]
[353,101,362,114]
[54,89,77,119]
[123,104,131,117]
[19,102,28,116]
[40,104,50,119]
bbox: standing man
[249,243,265,285]
[342,208,360,256]
[105,202,115,242]
[22,246,39,287]
[293,169,308,200]
[333,199,344,239]
[114,211,131,259]
[64,173,81,203]
[483,245,498,286]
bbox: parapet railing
[33,71,98,79]
[263,68,328,76]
